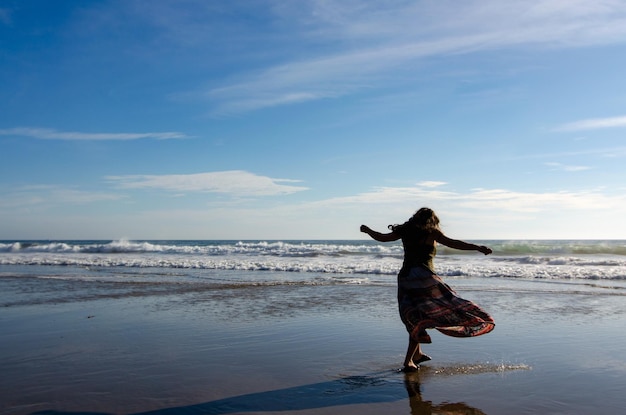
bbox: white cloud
[106,170,309,196]
[459,188,618,212]
[0,127,188,141]
[3,180,625,239]
[205,0,626,113]
[122,184,626,239]
[417,181,448,188]
[313,184,625,214]
[271,0,626,46]
[0,185,124,210]
[503,146,626,162]
[553,115,626,132]
[544,162,591,171]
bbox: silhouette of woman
[361,207,495,372]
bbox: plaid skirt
[397,266,495,343]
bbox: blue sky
[1,0,626,240]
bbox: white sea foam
[1,240,625,281]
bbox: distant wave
[2,239,626,281]
[1,255,625,281]
[0,255,401,275]
[493,255,624,267]
[439,240,626,256]
[2,239,626,256]
[0,240,402,257]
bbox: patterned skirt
[397,266,495,343]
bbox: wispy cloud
[553,115,626,132]
[179,182,626,238]
[106,170,309,196]
[3,180,625,238]
[206,33,501,114]
[503,146,626,162]
[416,181,448,188]
[0,127,188,141]
[313,183,625,214]
[545,162,591,172]
[0,185,124,210]
[458,188,617,212]
[203,0,626,114]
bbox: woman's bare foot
[413,354,432,365]
[401,354,431,372]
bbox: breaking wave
[1,239,625,281]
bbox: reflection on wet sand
[32,370,487,415]
[404,371,487,415]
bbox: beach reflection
[404,372,487,415]
[32,371,487,415]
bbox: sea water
[2,240,625,276]
[2,240,626,415]
[1,239,624,308]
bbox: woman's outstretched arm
[360,225,401,242]
[434,231,492,255]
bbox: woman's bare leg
[403,337,421,369]
[403,335,432,371]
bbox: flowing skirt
[397,266,495,343]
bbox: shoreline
[1,275,625,414]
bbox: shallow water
[2,240,626,414]
[1,267,625,414]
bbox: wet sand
[1,276,625,415]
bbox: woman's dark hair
[389,207,440,232]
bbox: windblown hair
[388,207,441,233]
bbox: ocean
[2,239,626,414]
[1,239,625,309]
[2,239,625,277]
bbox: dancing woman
[360,207,495,372]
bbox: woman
[360,207,495,372]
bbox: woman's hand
[360,225,400,242]
[478,245,493,255]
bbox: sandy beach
[2,270,625,415]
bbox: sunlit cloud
[553,115,626,132]
[459,188,618,212]
[313,184,626,214]
[417,181,447,188]
[173,183,626,238]
[0,127,189,141]
[106,170,309,196]
[3,180,625,239]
